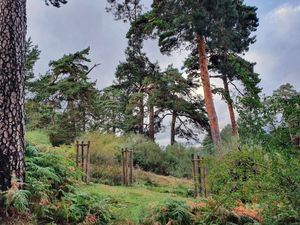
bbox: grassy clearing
[80,182,195,224]
[25,130,52,149]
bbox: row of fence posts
[121,148,133,186]
[76,141,91,184]
[191,154,208,198]
[74,141,207,196]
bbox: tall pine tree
[0,0,67,191]
[130,0,259,149]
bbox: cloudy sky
[27,0,300,145]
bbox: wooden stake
[129,150,133,185]
[85,141,90,184]
[192,154,198,197]
[197,155,203,196]
[202,161,208,198]
[76,141,79,167]
[125,149,129,186]
[122,149,125,185]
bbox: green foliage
[0,144,112,224]
[124,134,165,174]
[25,130,52,149]
[144,199,192,225]
[91,165,122,185]
[53,192,112,224]
[208,147,300,224]
[2,188,30,213]
[25,38,41,92]
[29,48,100,145]
[164,144,194,178]
[238,83,300,152]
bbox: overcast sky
[27,0,300,145]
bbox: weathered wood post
[129,150,133,184]
[121,148,125,185]
[197,155,203,196]
[81,141,84,173]
[204,164,208,197]
[125,148,129,186]
[75,141,91,184]
[121,148,134,186]
[76,141,79,167]
[85,141,91,184]
[192,154,208,198]
[192,154,198,197]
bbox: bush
[164,144,194,178]
[90,165,122,185]
[1,144,112,224]
[208,147,300,225]
[144,199,192,225]
[81,132,123,166]
[123,134,166,174]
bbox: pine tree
[0,0,67,191]
[131,0,259,149]
[31,48,100,145]
[25,38,41,94]
[185,51,261,137]
[152,66,209,144]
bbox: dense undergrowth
[0,130,299,225]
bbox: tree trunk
[149,104,155,141]
[197,36,221,148]
[0,0,27,191]
[223,77,238,137]
[67,99,77,139]
[138,97,144,134]
[171,110,177,145]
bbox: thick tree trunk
[170,110,177,145]
[197,36,221,148]
[148,104,155,141]
[0,0,27,191]
[223,77,238,137]
[138,97,144,134]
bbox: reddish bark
[197,36,221,148]
[223,77,238,137]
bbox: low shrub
[208,147,300,225]
[164,144,194,178]
[143,199,192,225]
[1,144,112,225]
[90,164,122,185]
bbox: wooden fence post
[121,148,125,185]
[192,154,198,197]
[85,141,91,184]
[129,150,133,185]
[121,148,134,186]
[81,141,84,174]
[75,141,91,184]
[76,141,79,167]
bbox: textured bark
[148,104,155,141]
[170,110,176,145]
[0,0,27,191]
[197,36,221,148]
[223,77,238,137]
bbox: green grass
[80,183,194,224]
[25,130,52,149]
